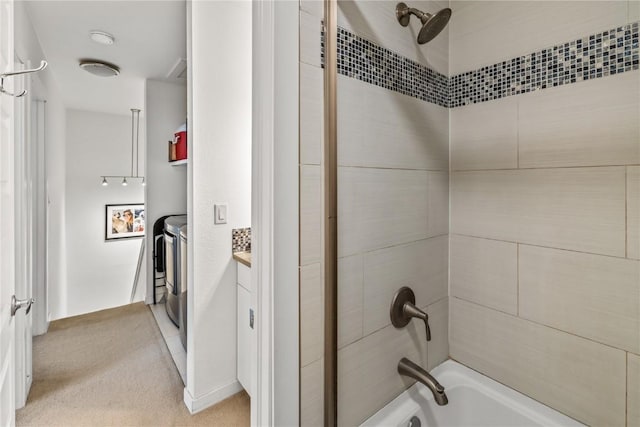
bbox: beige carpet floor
[16,303,250,426]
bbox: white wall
[186,0,252,412]
[14,2,66,333]
[59,110,146,320]
[144,79,187,304]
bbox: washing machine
[164,215,187,326]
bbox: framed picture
[105,204,145,240]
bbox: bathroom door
[0,0,17,424]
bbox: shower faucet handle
[403,301,431,341]
[390,287,431,341]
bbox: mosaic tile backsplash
[322,22,639,108]
[232,228,251,253]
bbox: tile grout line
[450,232,632,261]
[452,164,638,173]
[516,243,520,317]
[516,98,520,169]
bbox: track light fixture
[99,108,145,186]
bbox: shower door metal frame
[323,0,338,425]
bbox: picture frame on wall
[105,203,145,240]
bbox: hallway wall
[186,0,252,411]
[58,110,146,320]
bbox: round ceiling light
[79,60,120,77]
[90,30,115,45]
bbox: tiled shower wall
[299,1,450,425]
[449,2,639,427]
[300,1,639,426]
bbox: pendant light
[100,108,145,186]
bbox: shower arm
[399,7,432,24]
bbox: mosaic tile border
[450,21,639,107]
[322,27,450,107]
[232,227,251,253]
[321,22,639,108]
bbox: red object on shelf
[174,124,187,161]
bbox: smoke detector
[89,30,115,45]
[79,60,120,77]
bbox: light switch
[214,203,228,224]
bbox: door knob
[11,295,35,316]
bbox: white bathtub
[361,360,584,427]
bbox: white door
[0,0,17,424]
[14,54,33,409]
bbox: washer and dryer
[164,215,187,328]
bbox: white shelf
[169,159,188,166]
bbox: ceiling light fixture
[89,30,115,46]
[101,176,108,186]
[79,59,120,77]
[122,177,128,186]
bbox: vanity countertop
[233,251,251,268]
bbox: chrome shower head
[396,2,451,44]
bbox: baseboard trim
[183,381,244,414]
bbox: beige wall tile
[337,74,365,163]
[300,0,323,19]
[300,11,321,68]
[450,96,518,170]
[363,236,448,336]
[338,167,429,257]
[451,167,626,256]
[338,322,428,426]
[450,235,517,315]
[428,171,449,237]
[300,63,323,165]
[450,298,627,426]
[338,254,364,349]
[630,0,640,22]
[300,165,321,265]
[338,0,450,75]
[629,166,640,260]
[519,245,640,353]
[338,79,449,171]
[426,297,448,370]
[300,264,323,366]
[629,353,640,427]
[519,72,640,168]
[301,358,323,427]
[450,1,628,75]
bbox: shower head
[396,2,451,44]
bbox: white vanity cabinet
[236,262,251,395]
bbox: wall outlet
[214,203,228,224]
